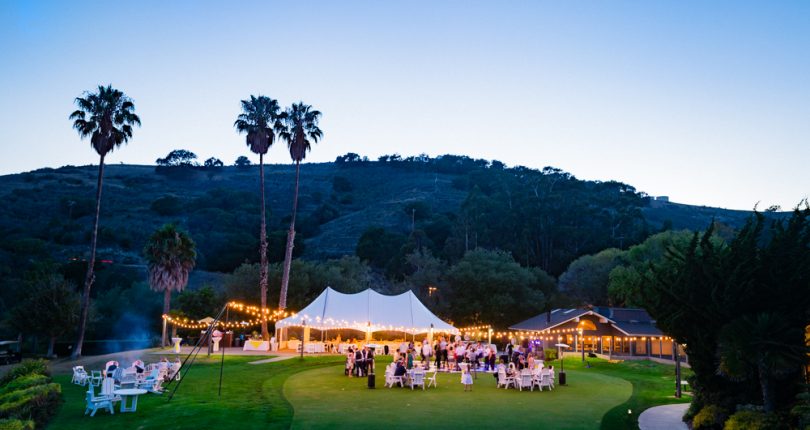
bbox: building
[509,307,684,361]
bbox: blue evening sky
[0,1,807,210]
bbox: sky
[0,1,807,210]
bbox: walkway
[638,403,689,430]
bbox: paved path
[248,355,297,365]
[638,403,689,430]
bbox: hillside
[0,158,780,278]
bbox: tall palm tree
[144,224,196,346]
[234,95,283,340]
[69,85,140,359]
[278,102,322,310]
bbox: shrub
[693,405,727,430]
[0,419,34,430]
[543,348,558,361]
[724,410,786,430]
[0,360,49,387]
[0,383,61,427]
[0,375,48,396]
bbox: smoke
[102,311,158,355]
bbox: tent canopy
[276,287,458,335]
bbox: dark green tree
[9,274,79,357]
[69,84,140,359]
[446,249,547,327]
[640,205,810,416]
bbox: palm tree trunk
[759,360,776,413]
[47,336,56,358]
[279,161,301,312]
[72,154,105,360]
[162,288,171,346]
[259,154,269,340]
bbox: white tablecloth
[242,340,270,351]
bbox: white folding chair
[89,370,102,387]
[426,369,438,388]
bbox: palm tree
[69,85,140,359]
[278,102,322,310]
[234,95,283,340]
[144,224,197,346]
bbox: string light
[162,301,295,330]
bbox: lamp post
[579,328,585,362]
[300,319,306,360]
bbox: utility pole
[675,343,682,398]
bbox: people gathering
[342,335,554,392]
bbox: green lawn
[48,355,689,429]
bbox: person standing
[421,340,432,362]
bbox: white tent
[276,287,458,335]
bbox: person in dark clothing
[383,344,389,355]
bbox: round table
[171,337,182,353]
[113,388,147,412]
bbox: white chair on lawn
[72,366,88,385]
[385,367,404,388]
[84,384,115,417]
[410,370,426,390]
[137,368,164,393]
[548,366,555,389]
[426,368,438,388]
[101,377,122,403]
[538,369,552,391]
[89,370,102,387]
[497,369,515,389]
[518,370,534,391]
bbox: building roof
[509,307,664,337]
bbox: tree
[234,156,251,167]
[607,230,694,306]
[234,95,283,340]
[204,157,224,167]
[156,149,198,166]
[640,206,810,416]
[144,224,197,346]
[9,274,79,357]
[278,102,323,311]
[446,249,547,327]
[557,248,623,305]
[68,84,140,359]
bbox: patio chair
[100,377,122,403]
[517,370,533,391]
[137,368,164,393]
[426,369,438,388]
[548,366,555,389]
[538,369,552,391]
[410,370,426,391]
[497,369,515,389]
[84,385,115,417]
[384,368,404,388]
[72,366,88,385]
[89,370,102,387]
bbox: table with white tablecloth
[242,340,270,351]
[287,340,326,353]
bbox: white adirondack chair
[518,370,533,391]
[84,385,115,416]
[72,366,88,385]
[497,369,515,389]
[410,370,426,390]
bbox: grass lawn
[48,355,689,429]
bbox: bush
[0,361,49,386]
[543,348,558,361]
[0,375,48,396]
[0,383,61,427]
[724,410,786,430]
[0,419,34,430]
[693,405,727,430]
